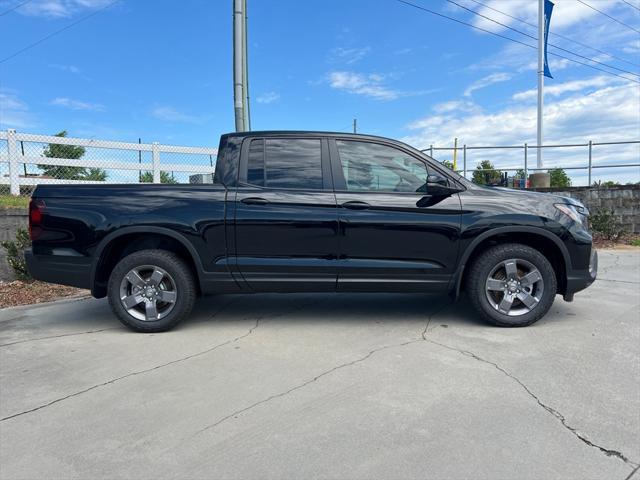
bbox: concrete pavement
[0,249,639,480]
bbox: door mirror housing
[427,173,448,187]
[426,173,463,197]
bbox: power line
[0,0,120,64]
[576,0,640,34]
[445,0,640,78]
[0,0,35,17]
[620,0,640,13]
[395,0,640,84]
[467,0,640,68]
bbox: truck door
[329,138,462,292]
[232,136,339,292]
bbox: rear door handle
[341,200,371,210]
[241,197,269,205]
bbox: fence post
[587,140,593,187]
[524,143,528,187]
[152,142,161,184]
[7,129,20,196]
[463,144,467,179]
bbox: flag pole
[537,0,544,169]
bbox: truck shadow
[184,292,486,330]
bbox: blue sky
[0,0,639,184]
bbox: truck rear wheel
[107,249,196,332]
[467,243,557,327]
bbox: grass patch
[0,196,29,208]
[630,238,640,247]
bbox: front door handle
[341,200,371,210]
[241,197,269,205]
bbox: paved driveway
[1,249,639,480]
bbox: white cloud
[0,91,34,129]
[256,92,280,104]
[327,71,403,101]
[512,76,612,101]
[394,47,412,55]
[464,72,511,97]
[403,77,639,150]
[17,0,113,18]
[328,46,371,64]
[403,78,640,183]
[50,97,104,111]
[151,106,207,124]
[432,100,479,114]
[464,0,622,33]
[49,64,81,74]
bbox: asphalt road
[1,249,639,480]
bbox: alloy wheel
[485,258,544,316]
[119,265,178,321]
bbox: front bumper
[563,248,598,301]
[25,249,92,289]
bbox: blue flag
[544,0,554,79]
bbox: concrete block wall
[0,208,28,281]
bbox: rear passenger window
[246,138,323,190]
[247,139,265,186]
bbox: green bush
[472,160,501,185]
[1,228,32,281]
[590,209,625,241]
[548,168,571,188]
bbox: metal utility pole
[233,0,249,132]
[536,0,544,168]
[242,0,251,131]
[353,118,357,134]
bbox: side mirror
[427,173,448,187]
[426,173,463,197]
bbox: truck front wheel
[467,243,557,327]
[107,249,196,332]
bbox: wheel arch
[90,226,204,298]
[452,226,571,299]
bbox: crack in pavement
[596,278,640,285]
[421,338,640,470]
[193,300,452,437]
[0,328,120,348]
[193,296,639,474]
[625,465,640,480]
[0,298,321,423]
[0,297,242,349]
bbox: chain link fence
[0,130,217,196]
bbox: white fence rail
[0,129,218,195]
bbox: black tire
[107,249,196,332]
[467,243,557,327]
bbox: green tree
[139,171,178,184]
[548,168,571,188]
[472,160,501,185]
[39,131,108,181]
[84,168,108,181]
[599,180,619,188]
[515,169,526,178]
[440,159,454,170]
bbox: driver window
[336,140,428,193]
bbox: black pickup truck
[26,131,597,332]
